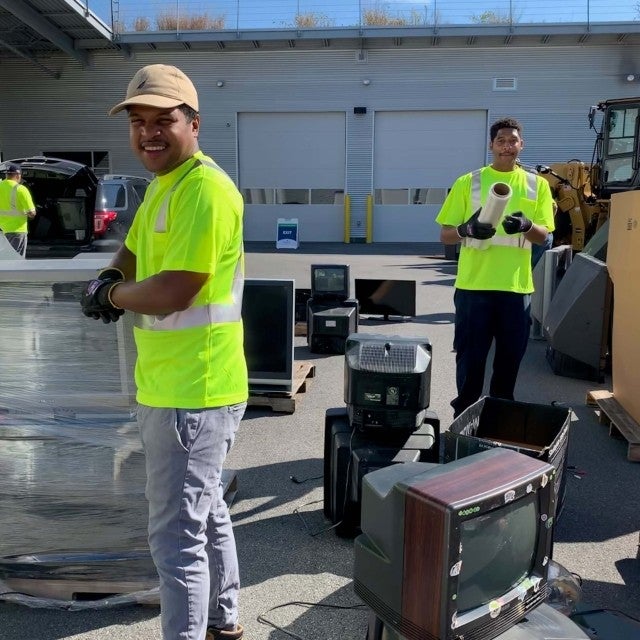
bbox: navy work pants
[451,289,531,418]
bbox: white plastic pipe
[467,181,512,250]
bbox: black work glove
[457,208,496,240]
[502,211,533,235]
[81,268,125,324]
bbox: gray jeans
[138,402,246,640]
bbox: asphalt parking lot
[0,242,638,640]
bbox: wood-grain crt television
[354,447,556,640]
[242,278,294,393]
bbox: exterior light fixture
[362,79,371,86]
[626,74,636,82]
[216,80,225,87]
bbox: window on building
[374,187,448,205]
[241,188,343,205]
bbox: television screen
[456,493,537,613]
[354,278,416,318]
[311,264,350,299]
[242,278,294,392]
[354,447,555,640]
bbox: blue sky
[85,1,635,31]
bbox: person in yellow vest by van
[0,163,36,257]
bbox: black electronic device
[310,264,351,301]
[354,447,556,640]
[344,333,431,432]
[308,305,357,355]
[294,288,311,323]
[323,407,439,538]
[354,278,416,319]
[543,252,612,381]
[242,278,295,393]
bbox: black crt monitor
[543,253,611,378]
[241,278,295,393]
[354,278,416,318]
[310,264,350,300]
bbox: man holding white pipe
[436,117,555,418]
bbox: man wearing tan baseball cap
[108,63,199,115]
[82,64,247,640]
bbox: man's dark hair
[490,117,522,142]
[179,104,198,123]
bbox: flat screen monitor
[354,278,416,318]
[310,264,350,299]
[354,447,555,640]
[242,278,294,393]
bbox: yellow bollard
[343,194,351,244]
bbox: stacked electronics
[323,333,440,537]
[307,264,359,354]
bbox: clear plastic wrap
[546,558,583,616]
[0,260,158,608]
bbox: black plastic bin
[443,396,571,519]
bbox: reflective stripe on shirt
[136,157,244,331]
[154,157,227,233]
[464,168,536,250]
[135,257,244,330]
[0,184,23,217]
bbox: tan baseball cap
[109,64,199,115]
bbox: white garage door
[239,112,346,242]
[373,110,487,242]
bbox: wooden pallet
[294,321,307,336]
[586,390,640,461]
[247,361,316,413]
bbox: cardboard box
[607,192,640,424]
[443,397,571,517]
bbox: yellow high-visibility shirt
[125,152,248,409]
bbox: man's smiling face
[128,105,200,176]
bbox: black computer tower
[323,407,440,537]
[309,305,358,355]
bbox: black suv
[1,158,151,257]
[0,156,98,258]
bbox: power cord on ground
[291,426,358,537]
[257,600,367,639]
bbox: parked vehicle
[93,174,150,249]
[0,156,98,257]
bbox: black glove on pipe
[502,211,533,235]
[457,208,496,240]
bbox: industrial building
[1,2,640,242]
